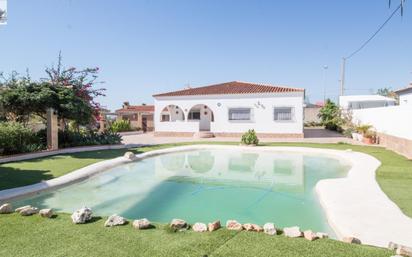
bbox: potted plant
[362,130,376,144]
[354,124,372,142]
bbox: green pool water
[13,148,350,235]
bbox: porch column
[47,108,58,151]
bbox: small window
[188,111,201,120]
[161,114,170,122]
[229,108,251,121]
[274,107,294,121]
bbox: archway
[187,104,214,131]
[160,105,185,122]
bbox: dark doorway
[142,116,147,132]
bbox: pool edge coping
[1,144,411,248]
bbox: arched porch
[187,104,214,131]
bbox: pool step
[194,131,215,138]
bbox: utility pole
[340,57,346,96]
[323,65,328,102]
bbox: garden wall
[352,105,412,159]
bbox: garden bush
[33,129,122,149]
[0,122,45,155]
[241,129,259,145]
[109,120,133,133]
[318,99,343,131]
[56,129,122,148]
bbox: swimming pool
[12,148,351,235]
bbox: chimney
[123,101,130,109]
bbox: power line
[340,3,404,97]
[345,4,402,60]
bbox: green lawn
[0,142,410,257]
[0,213,393,257]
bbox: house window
[188,110,201,120]
[274,107,294,121]
[228,108,252,121]
[161,114,170,122]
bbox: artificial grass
[0,213,393,257]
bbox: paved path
[122,128,365,145]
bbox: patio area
[121,128,364,145]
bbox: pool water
[13,149,350,235]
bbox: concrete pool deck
[1,144,411,248]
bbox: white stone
[192,223,207,232]
[343,236,362,244]
[170,219,188,231]
[19,207,39,216]
[263,223,277,235]
[316,232,329,239]
[0,203,13,214]
[71,207,93,224]
[396,245,412,257]
[283,226,302,238]
[253,224,263,232]
[132,218,151,229]
[226,220,243,231]
[303,230,318,241]
[208,220,221,231]
[242,223,254,231]
[39,209,54,218]
[104,214,127,227]
[15,205,32,212]
[124,152,137,160]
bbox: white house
[153,81,305,138]
[339,95,396,110]
[395,83,412,106]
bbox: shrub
[0,122,45,155]
[241,129,259,145]
[318,99,343,131]
[355,124,372,135]
[57,130,122,148]
[109,120,132,133]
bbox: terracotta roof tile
[395,83,412,94]
[153,81,304,97]
[116,105,154,113]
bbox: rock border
[1,144,412,248]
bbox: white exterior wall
[352,105,412,140]
[154,92,304,134]
[399,92,412,106]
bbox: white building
[339,95,396,110]
[153,81,305,138]
[395,84,412,106]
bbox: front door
[199,110,211,131]
[142,116,147,132]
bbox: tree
[0,54,105,128]
[43,53,105,128]
[376,87,398,100]
[318,99,343,131]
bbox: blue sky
[0,0,411,110]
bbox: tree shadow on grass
[0,166,54,191]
